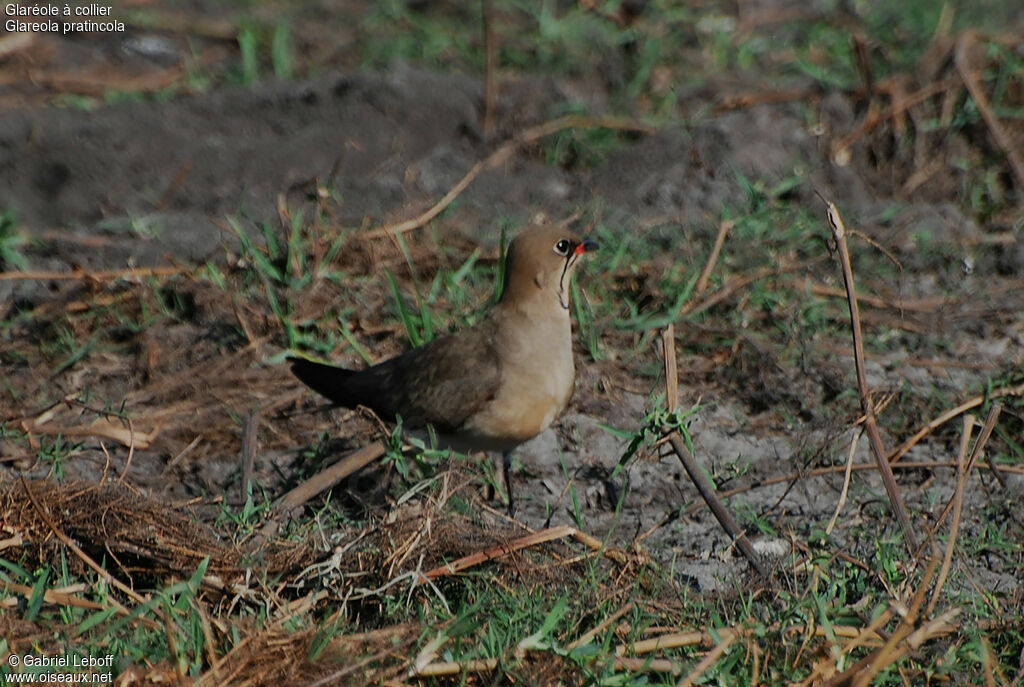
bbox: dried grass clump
[1,479,313,583]
[3,479,231,575]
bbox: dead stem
[824,200,918,553]
[890,385,1022,464]
[955,31,1024,188]
[661,323,767,577]
[253,440,386,546]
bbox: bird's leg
[502,451,515,516]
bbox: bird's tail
[289,357,358,407]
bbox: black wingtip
[289,355,358,406]
[288,355,318,381]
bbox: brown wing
[386,324,501,431]
[292,321,502,433]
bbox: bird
[289,224,598,514]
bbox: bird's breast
[461,312,575,447]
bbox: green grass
[2,517,1016,685]
[0,209,28,271]
[0,555,212,680]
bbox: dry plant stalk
[255,440,386,544]
[23,416,160,450]
[824,429,862,535]
[829,77,959,163]
[666,434,768,577]
[414,524,604,584]
[714,87,821,112]
[622,622,886,660]
[413,657,500,678]
[924,404,1002,558]
[955,30,1024,188]
[684,459,1024,522]
[567,601,635,650]
[822,556,948,687]
[890,381,1024,464]
[1,581,109,615]
[676,257,826,320]
[925,414,973,618]
[675,631,737,687]
[824,201,918,552]
[0,265,184,282]
[807,282,956,313]
[660,324,768,577]
[694,219,734,295]
[661,326,679,410]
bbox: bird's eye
[553,239,572,256]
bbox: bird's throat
[557,256,576,309]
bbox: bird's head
[501,224,599,312]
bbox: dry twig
[924,413,971,618]
[824,200,918,552]
[660,323,767,577]
[824,429,861,536]
[675,631,737,687]
[954,31,1024,189]
[255,441,386,544]
[0,265,184,282]
[567,602,635,650]
[924,404,1002,553]
[694,219,733,296]
[414,524,604,584]
[890,385,1022,464]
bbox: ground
[1,2,1023,685]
